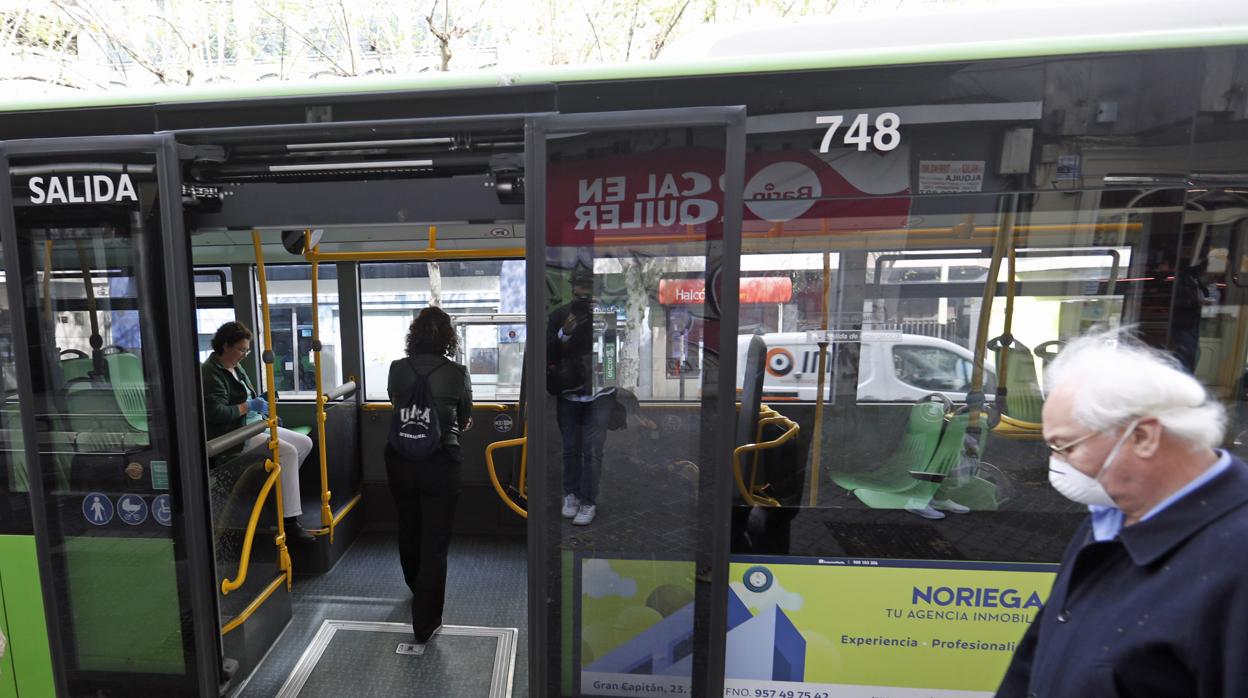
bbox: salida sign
[546,147,910,246]
[26,173,140,205]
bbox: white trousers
[246,426,314,518]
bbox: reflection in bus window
[893,345,978,393]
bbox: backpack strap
[408,356,453,379]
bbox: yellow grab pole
[252,230,292,588]
[997,229,1019,393]
[969,204,1017,449]
[308,231,334,540]
[807,249,831,507]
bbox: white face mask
[1047,419,1139,507]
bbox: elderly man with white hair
[996,333,1248,698]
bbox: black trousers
[384,444,461,642]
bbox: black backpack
[389,359,449,461]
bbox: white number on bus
[816,112,902,152]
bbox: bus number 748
[817,112,902,152]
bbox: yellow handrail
[302,225,523,264]
[733,407,800,508]
[485,432,528,518]
[221,459,287,594]
[252,230,292,590]
[307,231,335,540]
[221,573,286,636]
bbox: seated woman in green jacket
[201,321,314,542]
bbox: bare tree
[426,0,485,72]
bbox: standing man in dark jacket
[547,264,614,526]
[996,333,1248,698]
[386,306,473,646]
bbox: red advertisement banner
[546,147,910,246]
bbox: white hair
[1045,332,1226,449]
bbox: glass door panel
[529,109,745,697]
[2,144,220,697]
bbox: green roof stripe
[1,23,1246,114]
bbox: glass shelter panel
[535,122,737,697]
[6,158,209,696]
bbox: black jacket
[387,353,473,460]
[996,456,1248,698]
[546,299,595,396]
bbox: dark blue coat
[996,456,1248,697]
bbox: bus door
[526,108,746,697]
[0,136,223,697]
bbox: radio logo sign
[494,413,514,433]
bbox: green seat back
[996,343,1044,423]
[832,399,946,493]
[105,353,148,432]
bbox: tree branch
[649,0,694,60]
[51,0,168,84]
[258,5,350,76]
[583,10,604,63]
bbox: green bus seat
[105,353,148,432]
[992,338,1045,424]
[854,407,974,510]
[831,398,947,494]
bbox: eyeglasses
[1046,430,1100,457]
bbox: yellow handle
[733,408,799,508]
[221,461,282,595]
[485,436,528,518]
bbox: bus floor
[231,532,527,698]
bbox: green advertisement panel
[723,556,1057,698]
[578,557,695,697]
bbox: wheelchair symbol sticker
[117,494,148,525]
[83,493,113,525]
[152,494,173,526]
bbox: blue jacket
[996,456,1248,697]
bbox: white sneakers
[932,498,970,514]
[573,504,597,526]
[562,494,597,525]
[906,498,971,520]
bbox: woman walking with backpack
[386,306,473,645]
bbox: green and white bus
[2,3,1248,696]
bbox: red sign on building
[658,277,793,305]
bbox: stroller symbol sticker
[117,494,148,525]
[152,494,173,526]
[83,493,113,525]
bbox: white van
[736,332,997,403]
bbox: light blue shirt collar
[1089,449,1231,542]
